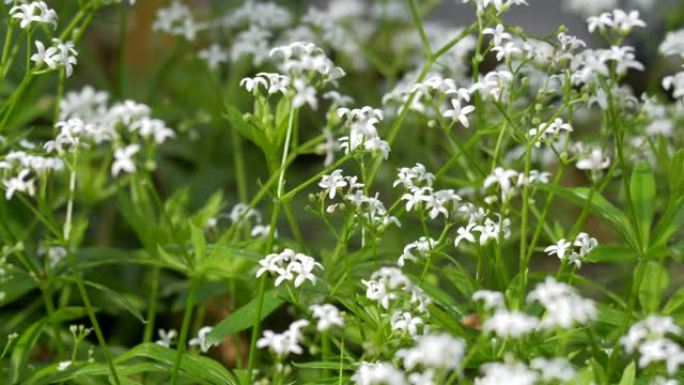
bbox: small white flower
[319,169,347,199]
[310,304,344,331]
[188,326,215,353]
[3,169,35,200]
[483,309,539,338]
[390,311,424,337]
[396,333,466,370]
[155,328,177,348]
[352,362,407,385]
[472,290,505,310]
[443,99,475,128]
[257,319,309,357]
[454,223,477,247]
[57,360,72,371]
[198,44,228,70]
[544,239,572,260]
[111,144,140,177]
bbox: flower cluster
[621,316,684,375]
[318,169,399,231]
[256,248,323,288]
[257,319,309,357]
[10,1,57,29]
[337,107,390,159]
[31,39,78,77]
[395,163,461,220]
[544,232,598,268]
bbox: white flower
[57,360,72,371]
[530,357,576,382]
[153,1,200,41]
[319,169,347,199]
[111,144,140,177]
[257,319,309,357]
[483,168,519,201]
[620,315,682,353]
[395,333,466,370]
[398,237,436,267]
[310,304,344,331]
[443,99,475,128]
[155,329,177,348]
[390,311,424,337]
[492,41,522,61]
[612,9,646,32]
[483,309,539,338]
[31,41,59,70]
[454,223,477,247]
[292,78,318,109]
[527,277,597,329]
[576,147,611,172]
[3,169,36,200]
[352,362,407,385]
[659,29,684,58]
[483,24,512,46]
[188,326,216,353]
[544,239,572,260]
[198,44,228,70]
[10,1,57,30]
[52,39,78,77]
[394,163,434,189]
[256,249,323,288]
[472,290,505,310]
[401,186,432,212]
[476,361,538,385]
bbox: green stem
[40,284,66,358]
[277,109,297,198]
[246,275,268,385]
[170,277,200,385]
[407,0,432,57]
[66,251,121,385]
[142,267,160,343]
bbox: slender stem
[0,21,15,82]
[142,267,160,343]
[170,277,200,385]
[66,251,121,384]
[518,145,532,302]
[277,109,297,198]
[246,275,268,385]
[40,284,66,358]
[407,0,432,58]
[54,69,65,125]
[232,128,248,203]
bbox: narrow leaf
[206,287,285,344]
[630,162,656,247]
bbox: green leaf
[192,190,225,226]
[0,273,37,306]
[585,244,638,263]
[12,318,47,383]
[224,104,270,155]
[663,286,684,315]
[618,362,635,385]
[638,261,669,313]
[116,343,238,385]
[293,361,355,370]
[652,195,684,247]
[540,185,636,248]
[12,307,88,383]
[206,287,285,345]
[26,363,156,385]
[630,162,656,247]
[87,280,146,323]
[190,223,207,263]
